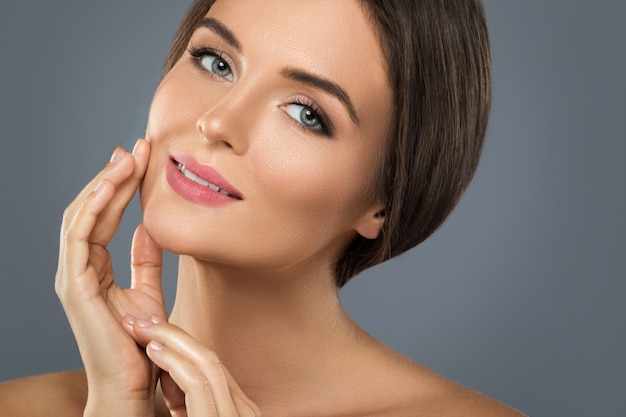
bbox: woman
[0,0,525,415]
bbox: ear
[354,205,385,240]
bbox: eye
[188,46,234,81]
[283,101,333,136]
[200,55,233,79]
[284,103,323,130]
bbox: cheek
[250,132,373,239]
[146,74,195,141]
[140,66,382,267]
[146,64,224,143]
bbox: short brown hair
[162,0,492,287]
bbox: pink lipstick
[166,153,243,207]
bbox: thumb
[130,223,164,305]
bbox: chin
[140,202,233,265]
[139,195,192,256]
[141,207,182,255]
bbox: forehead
[205,0,391,130]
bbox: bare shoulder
[345,334,527,417]
[380,354,527,417]
[0,370,87,417]
[404,377,528,417]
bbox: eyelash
[284,97,333,137]
[187,44,334,137]
[188,45,233,79]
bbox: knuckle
[62,196,84,223]
[62,207,70,221]
[61,207,73,229]
[108,204,126,220]
[200,349,220,367]
[54,274,68,301]
[200,377,213,394]
[198,349,228,382]
[61,224,71,240]
[62,225,77,242]
[210,351,221,366]
[61,211,80,241]
[54,276,63,297]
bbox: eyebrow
[282,68,360,125]
[194,17,241,52]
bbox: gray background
[1,1,624,416]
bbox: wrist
[84,392,155,417]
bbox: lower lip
[166,160,240,207]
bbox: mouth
[170,157,243,200]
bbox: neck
[168,255,358,404]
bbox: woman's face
[141,0,392,273]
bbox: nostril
[195,105,248,155]
[196,115,233,147]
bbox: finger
[90,139,150,242]
[136,322,259,416]
[62,146,134,225]
[121,313,164,347]
[58,148,135,278]
[59,179,115,282]
[130,223,164,304]
[147,341,224,417]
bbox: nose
[195,85,255,155]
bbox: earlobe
[355,208,385,240]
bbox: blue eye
[284,103,323,130]
[188,46,234,81]
[200,55,233,79]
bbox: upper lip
[169,152,243,200]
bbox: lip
[166,153,243,207]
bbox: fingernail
[110,147,123,164]
[125,314,137,325]
[150,315,165,324]
[137,319,153,328]
[131,139,141,155]
[149,341,164,351]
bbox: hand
[55,140,166,416]
[124,317,261,417]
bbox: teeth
[177,163,232,196]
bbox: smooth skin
[0,0,526,416]
[0,143,524,416]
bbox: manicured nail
[131,139,141,155]
[125,314,137,326]
[150,315,165,324]
[94,180,105,193]
[137,319,153,328]
[149,341,164,351]
[110,147,123,164]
